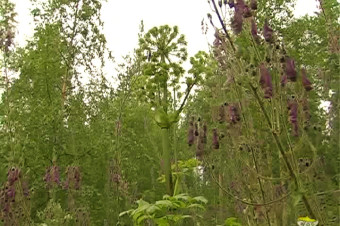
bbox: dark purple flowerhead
[228,0,235,8]
[52,165,60,185]
[250,0,257,10]
[228,104,241,123]
[232,7,243,34]
[285,58,297,81]
[196,129,205,159]
[243,5,252,18]
[301,68,312,91]
[263,19,274,43]
[259,64,273,98]
[194,122,199,136]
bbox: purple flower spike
[263,19,274,43]
[285,58,297,81]
[301,68,313,91]
[228,104,241,123]
[52,165,61,185]
[243,5,252,18]
[7,187,15,198]
[232,8,243,34]
[259,64,273,98]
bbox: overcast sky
[12,0,319,65]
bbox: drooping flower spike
[259,64,273,98]
[263,19,274,43]
[285,58,297,82]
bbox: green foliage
[119,193,207,225]
[224,217,242,226]
[36,200,74,225]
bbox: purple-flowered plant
[259,64,273,98]
[250,0,257,10]
[263,19,273,43]
[228,104,241,123]
[285,58,297,81]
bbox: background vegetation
[0,0,339,225]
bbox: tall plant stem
[162,128,173,195]
[249,83,317,219]
[249,146,272,226]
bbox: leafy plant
[119,193,207,225]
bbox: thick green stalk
[162,128,173,195]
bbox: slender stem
[249,146,272,226]
[211,0,236,51]
[209,166,291,206]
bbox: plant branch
[211,0,235,51]
[209,167,290,206]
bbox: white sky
[12,0,319,67]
